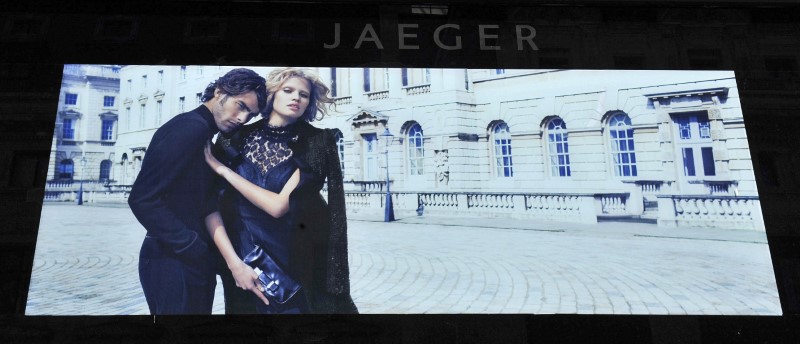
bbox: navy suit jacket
[129,105,219,264]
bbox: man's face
[209,88,260,134]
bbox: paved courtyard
[26,203,781,315]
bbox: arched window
[59,159,74,179]
[546,118,570,177]
[407,123,424,175]
[335,130,345,172]
[492,122,513,177]
[99,160,112,181]
[608,113,637,177]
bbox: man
[129,68,266,314]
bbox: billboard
[26,65,780,315]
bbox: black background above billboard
[2,0,800,343]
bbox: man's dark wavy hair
[200,68,268,112]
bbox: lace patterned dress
[222,122,309,314]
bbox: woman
[204,67,357,314]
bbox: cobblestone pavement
[26,204,781,315]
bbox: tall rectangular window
[65,93,78,105]
[363,68,370,92]
[125,107,131,130]
[156,100,163,124]
[701,147,716,176]
[158,70,164,85]
[101,120,114,140]
[331,68,337,98]
[103,96,115,107]
[493,122,514,177]
[608,113,637,177]
[407,124,424,175]
[674,112,715,178]
[402,68,431,87]
[179,96,185,113]
[332,68,350,97]
[139,104,146,127]
[682,148,696,176]
[546,118,570,177]
[180,66,187,80]
[141,75,147,88]
[364,68,389,93]
[362,133,379,180]
[62,118,74,139]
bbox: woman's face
[269,76,311,126]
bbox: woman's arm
[204,142,300,218]
[204,211,269,305]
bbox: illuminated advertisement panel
[26,65,780,315]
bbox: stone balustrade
[421,192,460,209]
[404,84,431,96]
[366,90,389,101]
[344,180,386,192]
[705,181,735,195]
[657,195,764,230]
[636,180,663,195]
[334,96,352,106]
[597,193,628,215]
[46,181,75,190]
[469,193,514,209]
[42,181,764,230]
[344,192,377,210]
[44,183,130,203]
[44,189,130,203]
[46,181,111,191]
[340,190,599,224]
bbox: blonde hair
[264,67,334,122]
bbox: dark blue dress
[216,119,357,314]
[221,123,310,314]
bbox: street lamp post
[77,155,86,205]
[381,128,395,222]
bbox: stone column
[654,100,676,191]
[578,195,598,224]
[708,104,729,177]
[657,195,677,228]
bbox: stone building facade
[112,65,274,186]
[48,65,120,189]
[110,66,762,230]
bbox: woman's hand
[229,259,270,306]
[204,141,230,177]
